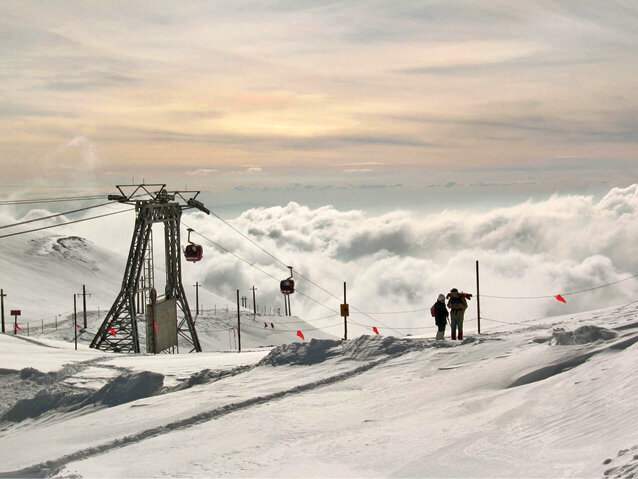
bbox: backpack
[430,305,435,317]
[449,296,463,310]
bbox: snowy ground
[1,301,637,478]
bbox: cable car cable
[182,222,340,316]
[0,194,109,206]
[0,208,133,239]
[0,201,117,230]
[201,211,404,335]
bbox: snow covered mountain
[0,301,637,477]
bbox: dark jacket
[447,292,468,320]
[432,300,449,326]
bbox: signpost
[11,310,20,335]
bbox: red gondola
[280,278,295,295]
[183,228,203,263]
[280,266,295,294]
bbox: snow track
[1,355,392,477]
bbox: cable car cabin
[280,278,295,295]
[184,243,203,262]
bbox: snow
[1,220,638,477]
[0,301,637,477]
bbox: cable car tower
[90,184,210,353]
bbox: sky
[2,1,638,213]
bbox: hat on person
[451,288,458,293]
[438,294,445,302]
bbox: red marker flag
[373,327,379,335]
[297,330,305,341]
[109,328,116,337]
[153,322,159,333]
[76,323,81,329]
[555,295,566,303]
[15,324,21,331]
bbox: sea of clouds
[3,184,638,336]
[173,184,638,334]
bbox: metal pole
[13,314,17,335]
[252,286,257,321]
[343,281,348,341]
[194,281,199,316]
[236,289,241,353]
[476,260,481,335]
[83,284,87,329]
[287,295,292,317]
[0,289,5,333]
[74,295,78,350]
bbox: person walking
[447,288,468,340]
[431,294,449,340]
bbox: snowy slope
[0,229,335,351]
[0,302,637,478]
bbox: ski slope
[0,301,637,478]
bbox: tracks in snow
[0,356,392,478]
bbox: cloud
[167,185,638,332]
[185,168,218,176]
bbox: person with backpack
[431,294,449,340]
[447,288,468,340]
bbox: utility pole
[236,289,242,353]
[251,286,257,321]
[194,281,200,316]
[476,260,481,335]
[0,289,6,333]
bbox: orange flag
[297,330,305,340]
[555,295,566,303]
[109,328,116,337]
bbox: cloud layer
[170,184,638,334]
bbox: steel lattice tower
[90,184,209,353]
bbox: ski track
[0,356,393,478]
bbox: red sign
[10,310,21,316]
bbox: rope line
[480,273,638,299]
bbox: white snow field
[0,301,637,478]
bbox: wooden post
[82,284,88,329]
[476,260,481,335]
[236,289,241,353]
[0,289,5,333]
[74,295,77,350]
